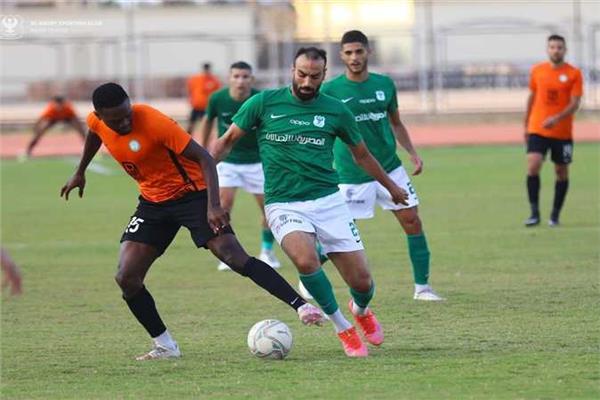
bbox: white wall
[0,4,259,99]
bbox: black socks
[527,175,540,216]
[124,286,167,338]
[552,180,569,221]
[238,257,306,311]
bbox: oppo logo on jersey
[290,119,310,126]
[355,112,387,122]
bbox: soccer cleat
[348,300,384,346]
[414,287,446,301]
[337,326,368,357]
[297,303,326,326]
[135,343,181,361]
[217,261,232,271]
[524,215,540,227]
[298,280,313,299]
[549,212,560,227]
[259,249,281,269]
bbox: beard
[550,54,564,64]
[348,60,368,74]
[292,81,320,101]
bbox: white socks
[415,283,430,293]
[327,309,352,333]
[351,300,368,316]
[153,330,177,350]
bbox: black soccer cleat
[524,215,540,227]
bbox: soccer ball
[247,319,293,360]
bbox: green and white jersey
[206,87,260,164]
[232,86,363,204]
[321,72,401,184]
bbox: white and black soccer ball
[247,319,293,360]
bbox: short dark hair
[294,47,327,66]
[92,82,128,110]
[341,30,369,47]
[52,95,65,103]
[548,34,566,44]
[230,61,252,71]
[203,62,211,71]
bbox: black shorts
[120,190,234,255]
[527,134,574,164]
[189,108,205,124]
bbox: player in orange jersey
[25,96,86,157]
[186,62,221,134]
[60,83,324,361]
[524,34,583,227]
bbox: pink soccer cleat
[297,303,326,326]
[337,326,368,357]
[348,300,384,346]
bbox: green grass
[1,145,599,399]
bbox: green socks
[350,282,374,308]
[299,268,339,314]
[315,241,329,264]
[407,233,430,285]
[261,228,274,251]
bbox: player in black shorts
[60,83,324,360]
[524,35,583,226]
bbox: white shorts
[339,165,419,219]
[264,191,364,255]
[216,162,264,194]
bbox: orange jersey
[527,62,583,140]
[87,104,206,203]
[41,101,77,121]
[187,73,221,110]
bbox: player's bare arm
[542,96,582,129]
[197,115,215,148]
[210,122,247,162]
[388,109,423,175]
[180,140,229,233]
[349,141,408,205]
[524,91,536,140]
[60,130,102,200]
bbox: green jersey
[232,86,363,204]
[321,72,401,184]
[205,87,260,164]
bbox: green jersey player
[213,47,409,357]
[321,30,444,301]
[199,62,280,271]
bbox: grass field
[1,144,599,399]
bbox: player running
[60,83,324,361]
[320,30,444,301]
[198,61,280,271]
[25,96,86,158]
[212,47,409,357]
[524,34,583,227]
